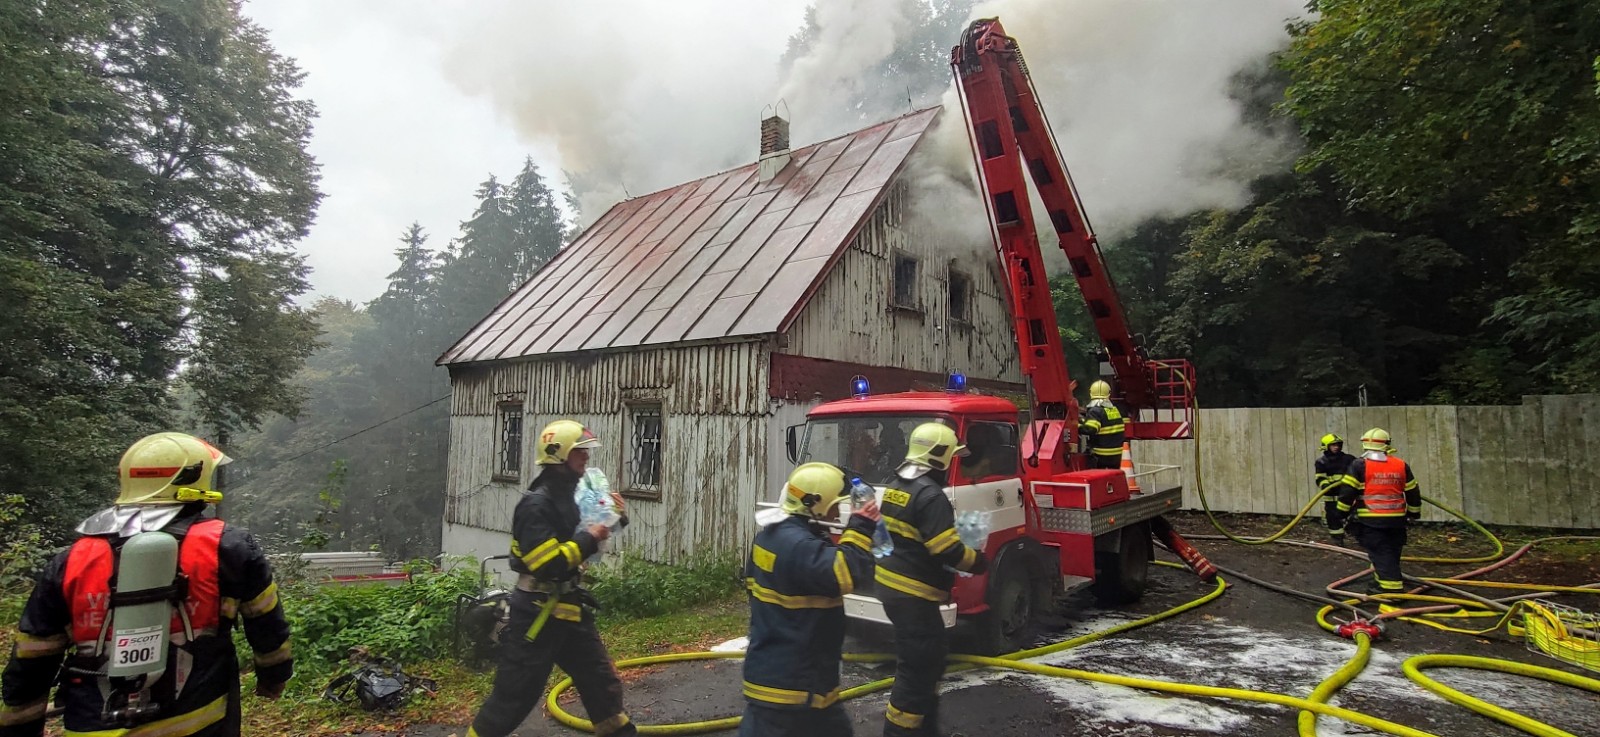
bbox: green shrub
[587,554,742,622]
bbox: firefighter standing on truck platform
[467,420,635,737]
[876,423,988,737]
[740,463,877,736]
[1078,380,1125,470]
[1315,433,1357,543]
[1,432,292,737]
[1329,428,1422,595]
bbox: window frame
[947,267,973,324]
[623,402,664,500]
[891,249,921,311]
[954,420,1020,484]
[493,401,524,482]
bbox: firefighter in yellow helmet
[1078,380,1125,469]
[467,420,636,737]
[876,423,987,736]
[1315,433,1357,542]
[2,433,291,737]
[1329,428,1422,595]
[739,463,877,735]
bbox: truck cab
[782,381,1185,653]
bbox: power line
[245,394,451,470]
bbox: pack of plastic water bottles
[575,468,621,562]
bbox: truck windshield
[798,415,936,484]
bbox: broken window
[627,404,663,497]
[496,402,523,481]
[892,251,919,309]
[948,269,972,323]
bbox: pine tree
[437,175,517,336]
[507,157,566,279]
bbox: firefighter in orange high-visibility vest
[1329,428,1422,595]
[1,433,291,737]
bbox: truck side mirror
[785,424,801,464]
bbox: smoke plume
[444,0,1309,242]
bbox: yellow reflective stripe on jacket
[12,631,68,658]
[1356,508,1405,517]
[957,546,978,571]
[873,567,945,602]
[745,578,843,609]
[1091,446,1124,456]
[926,528,960,555]
[1094,423,1124,435]
[1340,474,1365,489]
[742,681,840,708]
[840,529,871,551]
[1081,418,1101,431]
[886,703,925,728]
[552,602,583,622]
[254,641,292,667]
[64,694,226,737]
[833,550,854,595]
[752,545,777,572]
[512,538,559,569]
[0,697,47,726]
[559,541,582,567]
[1335,501,1353,512]
[883,516,922,542]
[241,582,279,618]
[1404,479,1419,491]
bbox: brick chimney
[759,112,792,182]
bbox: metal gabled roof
[438,107,941,366]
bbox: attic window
[892,251,919,310]
[948,269,972,323]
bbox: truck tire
[1092,521,1150,605]
[966,556,1035,655]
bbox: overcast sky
[248,0,1306,305]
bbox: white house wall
[443,341,771,563]
[782,183,1021,383]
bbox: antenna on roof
[906,86,914,112]
[621,179,631,199]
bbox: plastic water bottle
[849,477,894,558]
[577,469,621,562]
[955,510,992,550]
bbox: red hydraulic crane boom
[951,18,1195,449]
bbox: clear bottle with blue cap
[848,476,893,557]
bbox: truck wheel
[1092,521,1150,605]
[967,559,1034,655]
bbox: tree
[1280,0,1600,393]
[507,158,566,279]
[437,175,518,336]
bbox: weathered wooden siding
[443,342,772,562]
[782,183,1020,383]
[1132,396,1598,529]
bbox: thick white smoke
[445,0,1309,241]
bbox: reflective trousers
[1323,498,1345,539]
[468,592,634,737]
[882,597,946,737]
[1350,522,1407,594]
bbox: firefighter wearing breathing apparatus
[1,432,291,737]
[466,420,636,737]
[1329,428,1422,596]
[1315,433,1357,542]
[739,463,877,736]
[1078,380,1125,470]
[876,423,987,737]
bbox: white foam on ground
[710,636,748,653]
[928,614,1598,734]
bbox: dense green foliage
[588,555,743,622]
[0,0,320,538]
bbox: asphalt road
[388,536,1600,736]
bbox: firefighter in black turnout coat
[1315,433,1357,542]
[740,462,877,736]
[1329,428,1422,596]
[467,420,636,737]
[876,422,988,737]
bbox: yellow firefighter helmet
[902,422,968,472]
[1360,428,1391,452]
[535,420,602,465]
[1319,433,1344,452]
[117,432,232,505]
[780,462,848,518]
[1089,380,1112,402]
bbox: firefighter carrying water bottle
[740,462,877,736]
[1329,428,1422,595]
[467,420,635,737]
[1,432,292,737]
[877,422,987,737]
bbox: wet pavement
[382,537,1600,736]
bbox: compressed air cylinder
[107,531,179,678]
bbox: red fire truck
[784,18,1216,653]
